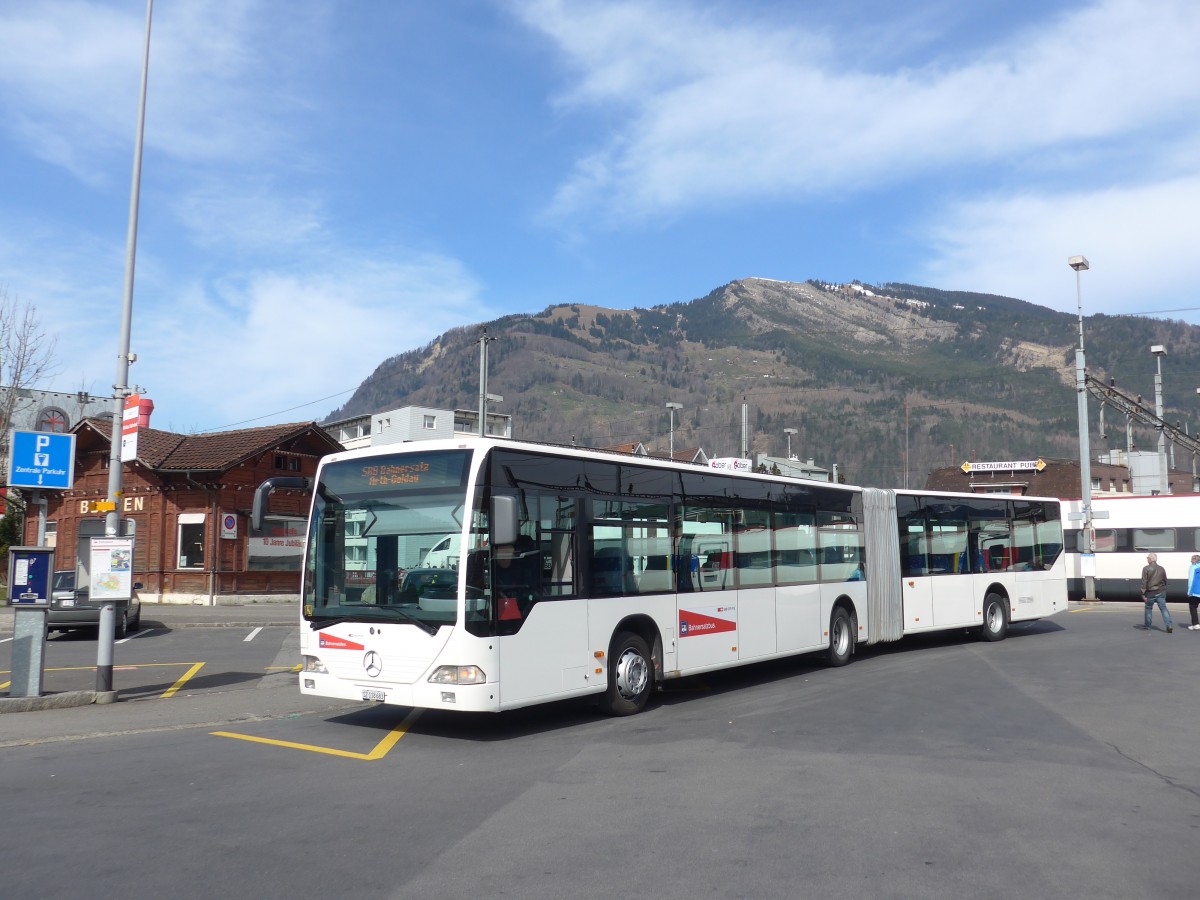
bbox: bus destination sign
[362,461,431,486]
[324,450,470,495]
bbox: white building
[325,406,513,450]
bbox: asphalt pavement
[0,598,301,634]
[1,600,303,716]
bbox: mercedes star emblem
[363,651,383,678]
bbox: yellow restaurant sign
[960,459,1047,474]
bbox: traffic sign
[7,430,75,490]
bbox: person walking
[1140,552,1173,633]
[1187,554,1200,631]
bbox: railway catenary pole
[1069,255,1097,602]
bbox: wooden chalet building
[34,419,342,604]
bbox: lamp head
[1068,255,1090,272]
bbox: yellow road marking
[211,708,422,760]
[161,662,205,698]
[1,661,206,700]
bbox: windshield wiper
[309,605,439,636]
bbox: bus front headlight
[428,665,486,685]
[302,655,329,674]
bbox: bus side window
[592,547,627,596]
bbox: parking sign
[8,430,75,490]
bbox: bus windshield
[303,449,473,630]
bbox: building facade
[31,419,342,604]
[924,455,1198,498]
[1,386,113,481]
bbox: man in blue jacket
[1186,554,1200,631]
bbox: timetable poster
[89,537,134,600]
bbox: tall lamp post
[1152,344,1168,494]
[783,427,797,460]
[666,402,683,459]
[477,327,497,436]
[1069,255,1097,601]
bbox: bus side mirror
[492,496,519,547]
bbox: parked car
[49,570,142,638]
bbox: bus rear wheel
[980,593,1009,642]
[827,607,853,667]
[602,631,653,716]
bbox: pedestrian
[1187,553,1200,631]
[1140,552,1173,633]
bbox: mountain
[326,278,1200,487]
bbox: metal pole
[98,0,153,695]
[477,327,489,437]
[741,401,748,459]
[666,402,682,460]
[33,491,46,546]
[1070,256,1097,601]
[1154,352,1167,493]
[96,604,115,692]
[105,0,153,539]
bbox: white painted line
[244,627,264,642]
[0,636,12,644]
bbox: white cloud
[130,251,490,430]
[0,0,325,181]
[916,175,1200,319]
[516,0,1200,222]
[175,185,324,252]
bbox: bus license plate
[362,689,386,702]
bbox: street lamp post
[783,427,797,460]
[666,402,683,459]
[477,327,497,437]
[1152,344,1168,494]
[1069,255,1097,602]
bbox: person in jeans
[1140,552,1172,633]
[1187,554,1200,631]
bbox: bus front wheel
[980,593,1009,642]
[602,631,653,716]
[827,607,853,667]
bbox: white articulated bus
[283,439,1067,716]
[1063,494,1200,602]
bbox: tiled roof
[603,442,648,456]
[77,418,342,472]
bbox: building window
[36,407,70,432]
[178,514,206,569]
[423,415,437,430]
[45,521,57,549]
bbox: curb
[0,690,114,714]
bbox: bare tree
[0,285,59,450]
[0,285,59,555]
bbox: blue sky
[2,0,1199,433]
